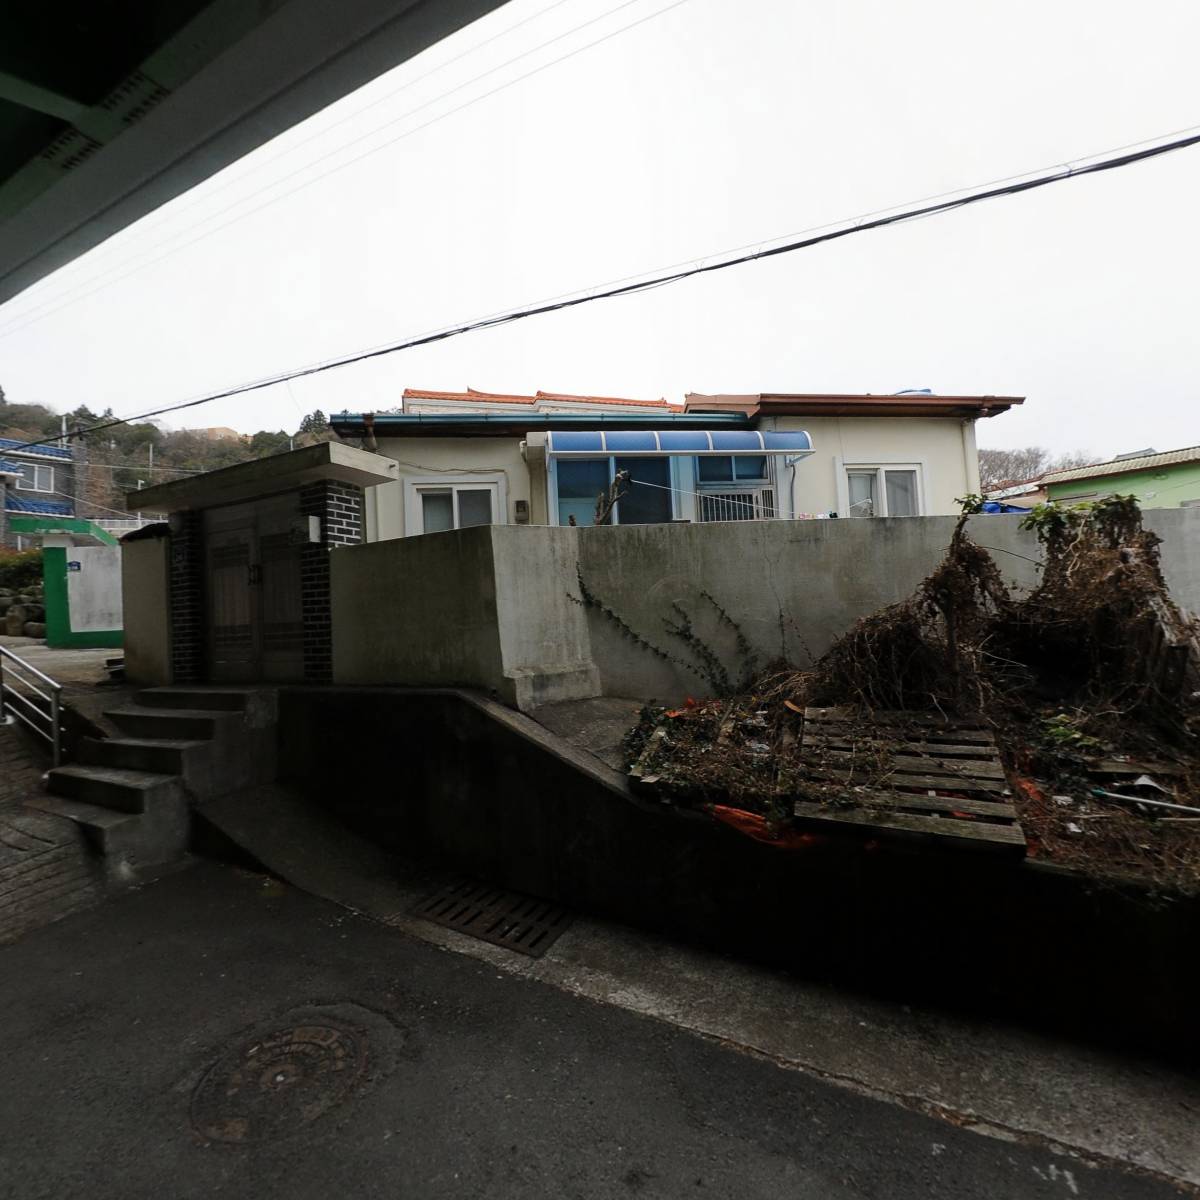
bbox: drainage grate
[413,878,572,958]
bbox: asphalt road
[0,862,1183,1199]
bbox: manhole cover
[413,878,572,957]
[191,1023,368,1143]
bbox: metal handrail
[0,644,63,766]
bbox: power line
[0,0,689,341]
[311,121,1200,374]
[4,126,1199,457]
[12,484,161,520]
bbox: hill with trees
[0,390,333,514]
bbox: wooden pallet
[792,707,1026,854]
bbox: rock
[22,622,46,639]
[5,606,27,636]
[21,604,45,622]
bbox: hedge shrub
[0,548,43,591]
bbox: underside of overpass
[0,0,508,305]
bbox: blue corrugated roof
[0,437,72,461]
[0,458,22,473]
[546,429,814,456]
[4,495,74,515]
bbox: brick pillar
[299,481,363,683]
[168,511,205,683]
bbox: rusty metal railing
[0,644,63,766]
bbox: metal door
[257,495,305,682]
[203,495,305,683]
[205,503,257,682]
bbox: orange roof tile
[402,387,677,410]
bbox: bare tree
[978,446,1092,490]
[594,470,631,525]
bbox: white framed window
[403,474,507,537]
[841,464,924,517]
[15,463,54,493]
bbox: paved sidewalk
[0,635,115,686]
[203,783,1200,1189]
[0,862,1186,1200]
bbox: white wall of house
[364,436,535,541]
[768,415,980,518]
[358,415,982,540]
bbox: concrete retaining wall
[576,509,1200,700]
[278,687,1200,1059]
[331,525,597,709]
[327,509,1200,706]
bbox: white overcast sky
[1,0,1197,457]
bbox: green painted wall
[7,515,118,544]
[42,547,123,649]
[1046,461,1200,509]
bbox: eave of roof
[126,441,398,512]
[684,393,1025,419]
[1042,444,1200,485]
[332,412,751,438]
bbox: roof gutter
[331,411,754,437]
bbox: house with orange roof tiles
[330,388,1023,540]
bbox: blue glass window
[614,457,672,525]
[697,455,768,483]
[556,459,611,526]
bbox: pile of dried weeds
[627,497,1200,890]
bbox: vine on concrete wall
[569,568,678,665]
[571,567,759,698]
[699,590,760,684]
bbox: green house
[1042,445,1200,509]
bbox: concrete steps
[102,706,231,741]
[24,789,186,883]
[79,736,208,777]
[24,794,134,838]
[23,685,278,885]
[46,764,186,814]
[134,688,256,712]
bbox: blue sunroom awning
[546,429,813,456]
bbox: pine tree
[298,410,328,434]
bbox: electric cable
[4,126,1198,456]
